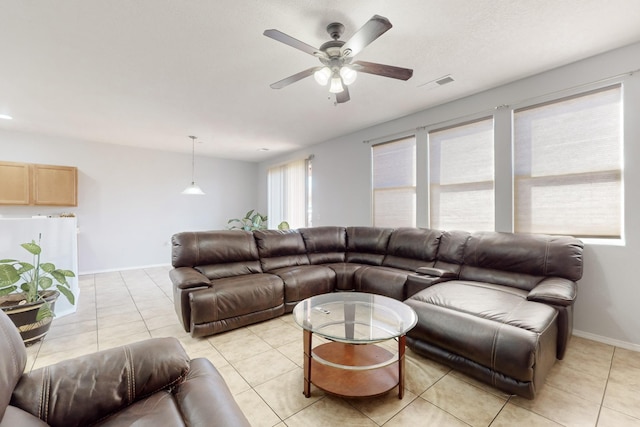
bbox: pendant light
[182,135,205,195]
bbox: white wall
[259,42,640,349]
[0,130,258,273]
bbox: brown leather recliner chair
[0,310,250,427]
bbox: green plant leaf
[57,285,75,305]
[50,271,68,285]
[16,262,35,275]
[21,241,42,255]
[0,258,19,263]
[39,276,53,289]
[0,285,18,296]
[36,302,54,321]
[0,264,21,286]
[245,209,255,219]
[58,269,75,278]
[278,221,290,230]
[40,262,56,273]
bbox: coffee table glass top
[292,292,417,344]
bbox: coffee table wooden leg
[303,329,312,397]
[398,335,406,399]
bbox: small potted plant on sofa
[0,234,76,344]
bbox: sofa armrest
[11,338,190,427]
[415,267,457,278]
[527,277,577,307]
[176,358,251,426]
[406,274,454,298]
[170,267,212,290]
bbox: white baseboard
[573,329,640,352]
[79,263,171,276]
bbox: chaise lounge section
[169,226,583,399]
[404,230,583,398]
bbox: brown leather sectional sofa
[170,226,583,399]
[0,310,250,427]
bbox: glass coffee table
[292,292,417,399]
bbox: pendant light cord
[189,135,197,183]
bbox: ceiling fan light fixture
[313,67,331,86]
[264,15,413,103]
[329,75,344,93]
[340,66,357,85]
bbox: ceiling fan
[263,15,413,104]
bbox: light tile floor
[25,267,640,427]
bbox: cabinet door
[32,164,78,206]
[0,161,31,205]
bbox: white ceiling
[2,1,640,162]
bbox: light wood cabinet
[32,164,77,206]
[0,161,31,205]
[0,161,77,206]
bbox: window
[268,158,311,229]
[428,118,494,231]
[372,136,416,227]
[513,84,622,238]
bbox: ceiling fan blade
[341,15,392,58]
[336,86,350,104]
[263,29,324,57]
[270,67,319,89]
[353,60,413,81]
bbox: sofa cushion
[353,266,412,300]
[97,359,250,427]
[11,338,191,427]
[254,230,310,271]
[382,227,442,271]
[172,231,262,278]
[323,263,363,290]
[406,281,558,383]
[271,265,336,311]
[460,232,584,290]
[433,230,470,274]
[345,227,393,265]
[190,274,284,325]
[299,226,347,264]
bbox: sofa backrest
[345,227,393,266]
[299,226,347,264]
[254,229,310,271]
[382,227,442,271]
[459,231,584,290]
[433,230,471,275]
[171,231,262,279]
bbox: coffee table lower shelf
[305,340,403,399]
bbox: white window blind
[429,117,494,231]
[513,84,622,238]
[268,158,309,229]
[372,136,416,227]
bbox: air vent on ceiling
[436,75,455,85]
[418,74,455,89]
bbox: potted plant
[0,234,76,344]
[227,209,290,231]
[228,209,269,231]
